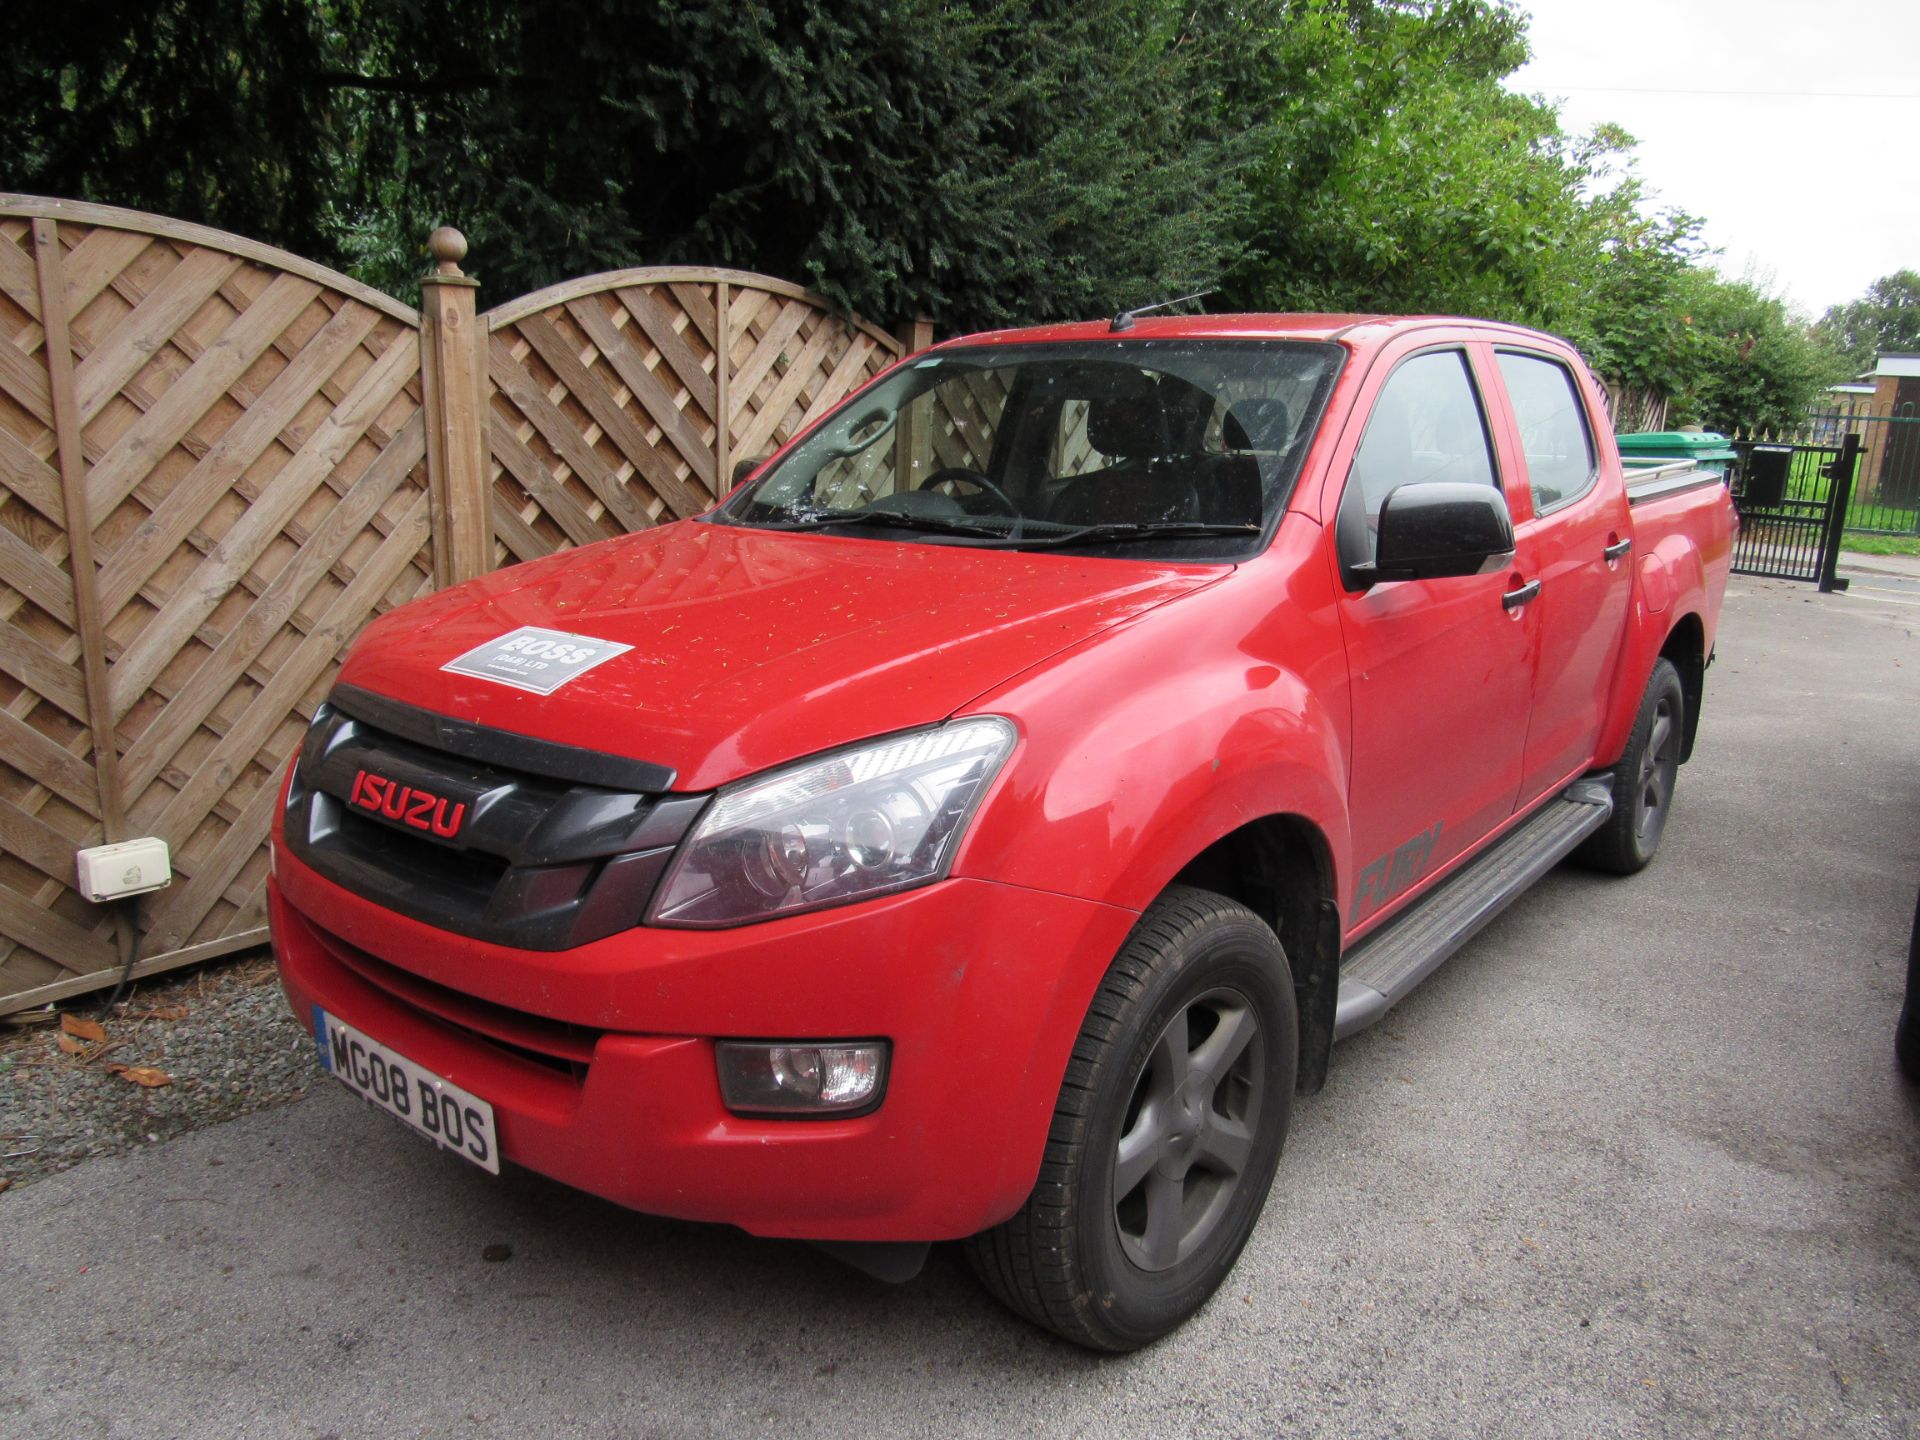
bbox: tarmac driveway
[3,575,1917,1439]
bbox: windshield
[714,340,1343,557]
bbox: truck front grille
[283,684,708,950]
[308,921,600,1080]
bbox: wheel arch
[1659,610,1707,762]
[1594,600,1710,769]
[1168,813,1344,1096]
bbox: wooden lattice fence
[1601,378,1669,436]
[0,196,919,1014]
[483,268,906,564]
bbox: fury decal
[348,769,468,839]
[1352,821,1443,917]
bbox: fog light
[716,1041,888,1116]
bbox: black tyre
[1577,657,1685,875]
[965,886,1297,1351]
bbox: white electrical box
[75,838,173,902]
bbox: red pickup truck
[270,313,1732,1349]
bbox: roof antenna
[1111,290,1213,333]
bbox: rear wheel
[965,886,1296,1350]
[1578,657,1685,875]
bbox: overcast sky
[1503,0,1919,317]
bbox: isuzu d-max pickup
[271,313,1733,1349]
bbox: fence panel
[0,197,437,1013]
[484,270,903,565]
[1847,410,1920,533]
[0,199,917,1013]
[1750,408,1920,537]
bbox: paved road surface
[4,577,1917,1439]
[1840,551,1920,608]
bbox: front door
[1327,345,1540,933]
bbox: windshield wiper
[735,512,1259,549]
[1016,521,1261,548]
[752,510,1016,540]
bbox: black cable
[97,897,144,1018]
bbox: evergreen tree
[1,1,343,259]
[2,0,1277,329]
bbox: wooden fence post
[891,316,936,492]
[419,227,491,587]
[714,279,733,490]
[898,315,935,357]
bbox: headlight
[648,718,1017,927]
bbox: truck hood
[335,521,1223,791]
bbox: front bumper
[270,847,1136,1241]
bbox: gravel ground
[0,951,313,1191]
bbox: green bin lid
[1617,430,1738,462]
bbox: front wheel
[1577,656,1685,875]
[965,886,1297,1350]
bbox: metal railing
[1733,408,1920,536]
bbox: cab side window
[1339,350,1498,568]
[1496,351,1596,513]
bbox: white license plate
[315,1009,500,1175]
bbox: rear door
[1324,340,1541,932]
[1485,347,1633,803]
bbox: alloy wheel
[1111,986,1266,1272]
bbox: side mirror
[732,455,772,489]
[1354,481,1514,586]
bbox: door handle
[1604,537,1633,561]
[1502,578,1542,610]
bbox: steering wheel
[924,466,1020,517]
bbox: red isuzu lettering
[270,313,1733,1348]
[347,770,468,838]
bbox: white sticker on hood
[441,626,633,696]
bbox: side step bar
[1333,777,1614,1039]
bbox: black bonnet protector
[283,686,706,950]
[329,684,677,792]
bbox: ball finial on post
[427,226,468,276]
